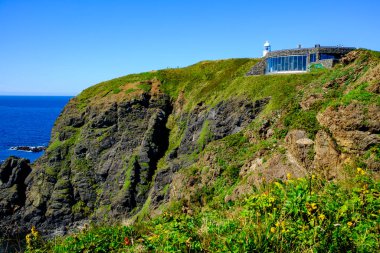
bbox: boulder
[0,157,31,216]
[285,130,314,170]
[313,130,340,179]
[317,103,380,152]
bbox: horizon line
[0,94,76,97]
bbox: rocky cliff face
[0,80,270,238]
[0,50,379,242]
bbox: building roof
[266,46,356,58]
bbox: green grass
[137,83,151,93]
[112,88,121,94]
[123,155,138,190]
[30,169,379,252]
[341,83,379,105]
[125,88,137,94]
[284,106,321,138]
[197,120,213,151]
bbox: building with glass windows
[247,42,355,76]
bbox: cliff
[1,50,379,252]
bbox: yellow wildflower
[356,168,366,175]
[318,214,326,221]
[311,174,316,180]
[270,227,276,233]
[275,221,280,227]
[26,234,31,245]
[31,226,39,237]
[286,173,292,180]
[347,221,353,227]
[274,182,282,189]
[306,203,318,213]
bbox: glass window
[273,57,277,71]
[292,56,296,70]
[297,56,302,70]
[320,54,335,60]
[275,57,279,71]
[285,56,290,71]
[302,55,307,70]
[266,55,308,73]
[270,58,274,72]
[271,58,274,72]
[290,56,295,71]
[310,54,316,63]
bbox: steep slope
[1,50,379,252]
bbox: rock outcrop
[285,130,314,170]
[150,97,270,207]
[317,103,380,152]
[0,84,270,239]
[0,157,32,247]
[0,89,173,237]
[0,157,31,216]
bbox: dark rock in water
[9,146,46,152]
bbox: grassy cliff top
[75,49,379,112]
[74,58,320,112]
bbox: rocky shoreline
[9,146,46,153]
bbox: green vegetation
[197,120,213,151]
[72,201,91,216]
[46,134,62,152]
[112,88,121,94]
[123,155,138,190]
[125,88,137,94]
[137,83,151,93]
[26,49,380,252]
[30,169,379,252]
[284,106,320,137]
[340,83,378,105]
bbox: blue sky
[0,0,379,96]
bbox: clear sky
[1,0,379,96]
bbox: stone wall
[246,59,266,76]
[316,59,334,69]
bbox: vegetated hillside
[1,50,379,252]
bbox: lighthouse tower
[263,41,271,57]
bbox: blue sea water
[0,96,72,164]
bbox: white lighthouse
[263,41,271,57]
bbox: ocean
[0,96,72,164]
